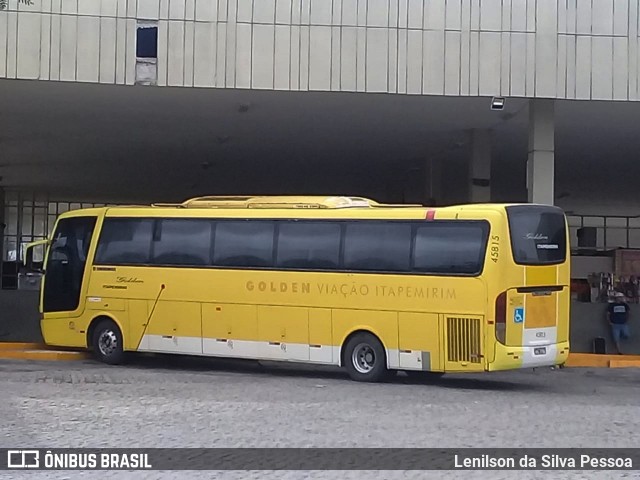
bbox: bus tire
[92,319,124,365]
[343,332,388,383]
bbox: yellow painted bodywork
[39,198,571,373]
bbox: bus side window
[95,219,153,265]
[343,222,411,272]
[213,221,275,268]
[152,219,212,266]
[276,222,340,270]
[413,223,487,275]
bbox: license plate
[534,347,546,356]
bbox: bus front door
[42,216,97,334]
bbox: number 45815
[490,235,500,263]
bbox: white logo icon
[7,450,40,469]
[526,233,549,240]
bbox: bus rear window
[506,206,567,265]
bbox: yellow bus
[25,196,570,382]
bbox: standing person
[607,292,631,354]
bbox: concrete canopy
[1,79,640,215]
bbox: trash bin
[592,337,606,354]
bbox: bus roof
[151,196,424,210]
[148,196,545,211]
[57,196,561,219]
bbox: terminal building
[1,0,640,354]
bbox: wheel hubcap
[98,330,118,356]
[352,343,376,374]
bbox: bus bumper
[488,341,570,371]
[41,317,87,348]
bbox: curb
[0,349,90,361]
[565,353,640,368]
[608,359,640,368]
[0,342,90,361]
[0,342,43,350]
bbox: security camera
[490,96,505,110]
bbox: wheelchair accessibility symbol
[514,307,525,324]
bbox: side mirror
[23,239,49,273]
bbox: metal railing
[567,214,640,252]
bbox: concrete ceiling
[1,79,640,210]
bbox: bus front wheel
[92,320,124,365]
[343,332,388,383]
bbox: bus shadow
[121,353,347,380]
[117,353,543,391]
[396,375,544,392]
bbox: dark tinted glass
[213,221,274,267]
[152,219,212,266]
[276,222,341,269]
[44,216,97,312]
[95,218,153,265]
[413,223,488,274]
[136,26,158,58]
[344,223,411,271]
[507,206,567,265]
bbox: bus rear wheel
[92,320,124,365]
[343,332,388,383]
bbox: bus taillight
[495,291,506,344]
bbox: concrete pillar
[527,99,555,205]
[424,157,442,206]
[469,129,492,203]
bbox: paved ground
[0,355,639,479]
